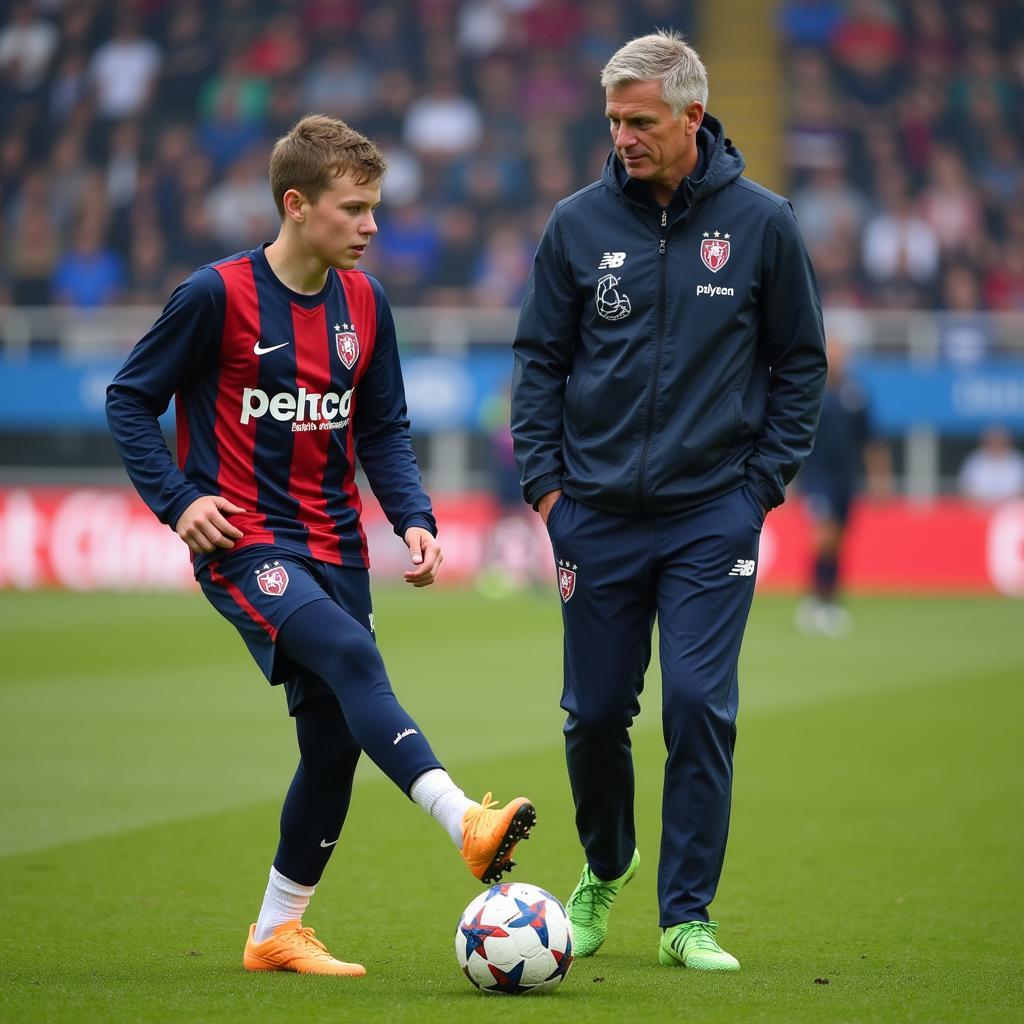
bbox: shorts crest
[256,561,289,596]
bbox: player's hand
[175,496,246,554]
[403,527,442,587]
[537,489,562,525]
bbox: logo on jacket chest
[700,231,731,273]
[335,322,359,369]
[595,273,632,321]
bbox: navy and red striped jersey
[106,244,436,574]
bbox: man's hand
[175,496,246,554]
[403,527,442,587]
[536,489,562,525]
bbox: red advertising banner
[0,487,1021,596]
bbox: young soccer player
[106,115,535,977]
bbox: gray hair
[600,29,708,114]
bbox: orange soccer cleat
[243,921,366,977]
[460,792,536,884]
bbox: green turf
[1,588,1022,1023]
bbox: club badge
[335,322,359,369]
[700,232,731,273]
[557,559,577,603]
[256,561,289,597]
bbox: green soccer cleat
[565,848,640,957]
[658,920,740,971]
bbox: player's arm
[353,283,440,586]
[746,201,829,512]
[510,207,580,514]
[105,269,242,553]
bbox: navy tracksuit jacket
[511,116,827,924]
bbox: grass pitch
[1,587,1022,1023]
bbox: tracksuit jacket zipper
[638,206,676,508]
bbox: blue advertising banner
[1,352,1022,435]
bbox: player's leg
[653,485,761,970]
[798,490,852,635]
[276,577,534,883]
[546,495,654,955]
[244,695,367,975]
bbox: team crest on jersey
[700,232,731,273]
[256,561,289,597]
[335,322,359,369]
[556,559,577,602]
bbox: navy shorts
[198,544,374,715]
[802,486,854,526]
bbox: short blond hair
[269,114,387,217]
[600,29,708,114]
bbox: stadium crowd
[0,0,1022,315]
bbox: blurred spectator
[402,74,482,158]
[939,264,991,366]
[51,214,125,307]
[203,149,278,249]
[197,48,270,170]
[158,3,219,121]
[779,0,844,49]
[861,169,939,298]
[368,202,441,305]
[792,165,869,254]
[984,241,1024,312]
[424,205,480,306]
[301,46,378,122]
[471,219,532,308]
[245,13,308,79]
[959,426,1024,504]
[919,145,983,258]
[0,2,58,100]
[87,14,161,121]
[5,204,57,306]
[830,0,905,112]
[48,49,90,124]
[796,335,892,636]
[105,120,142,215]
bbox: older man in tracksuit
[511,30,827,971]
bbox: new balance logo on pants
[728,559,755,577]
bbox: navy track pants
[545,485,763,926]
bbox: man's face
[605,80,701,193]
[296,170,381,270]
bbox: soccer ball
[455,882,574,995]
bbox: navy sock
[276,599,442,795]
[813,553,839,600]
[273,696,361,886]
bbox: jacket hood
[603,112,746,208]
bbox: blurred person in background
[106,114,536,977]
[51,212,124,308]
[959,426,1024,504]
[512,29,826,972]
[795,334,891,637]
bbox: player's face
[302,171,381,270]
[605,80,702,196]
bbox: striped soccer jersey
[107,244,435,574]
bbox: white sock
[410,768,474,849]
[254,866,316,942]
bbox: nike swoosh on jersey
[320,837,340,848]
[253,339,291,355]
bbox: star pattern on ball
[545,944,574,983]
[485,883,512,901]
[485,958,527,994]
[460,908,509,960]
[507,897,550,947]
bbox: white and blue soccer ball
[455,882,574,995]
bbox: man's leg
[546,496,653,956]
[654,485,761,963]
[547,496,655,880]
